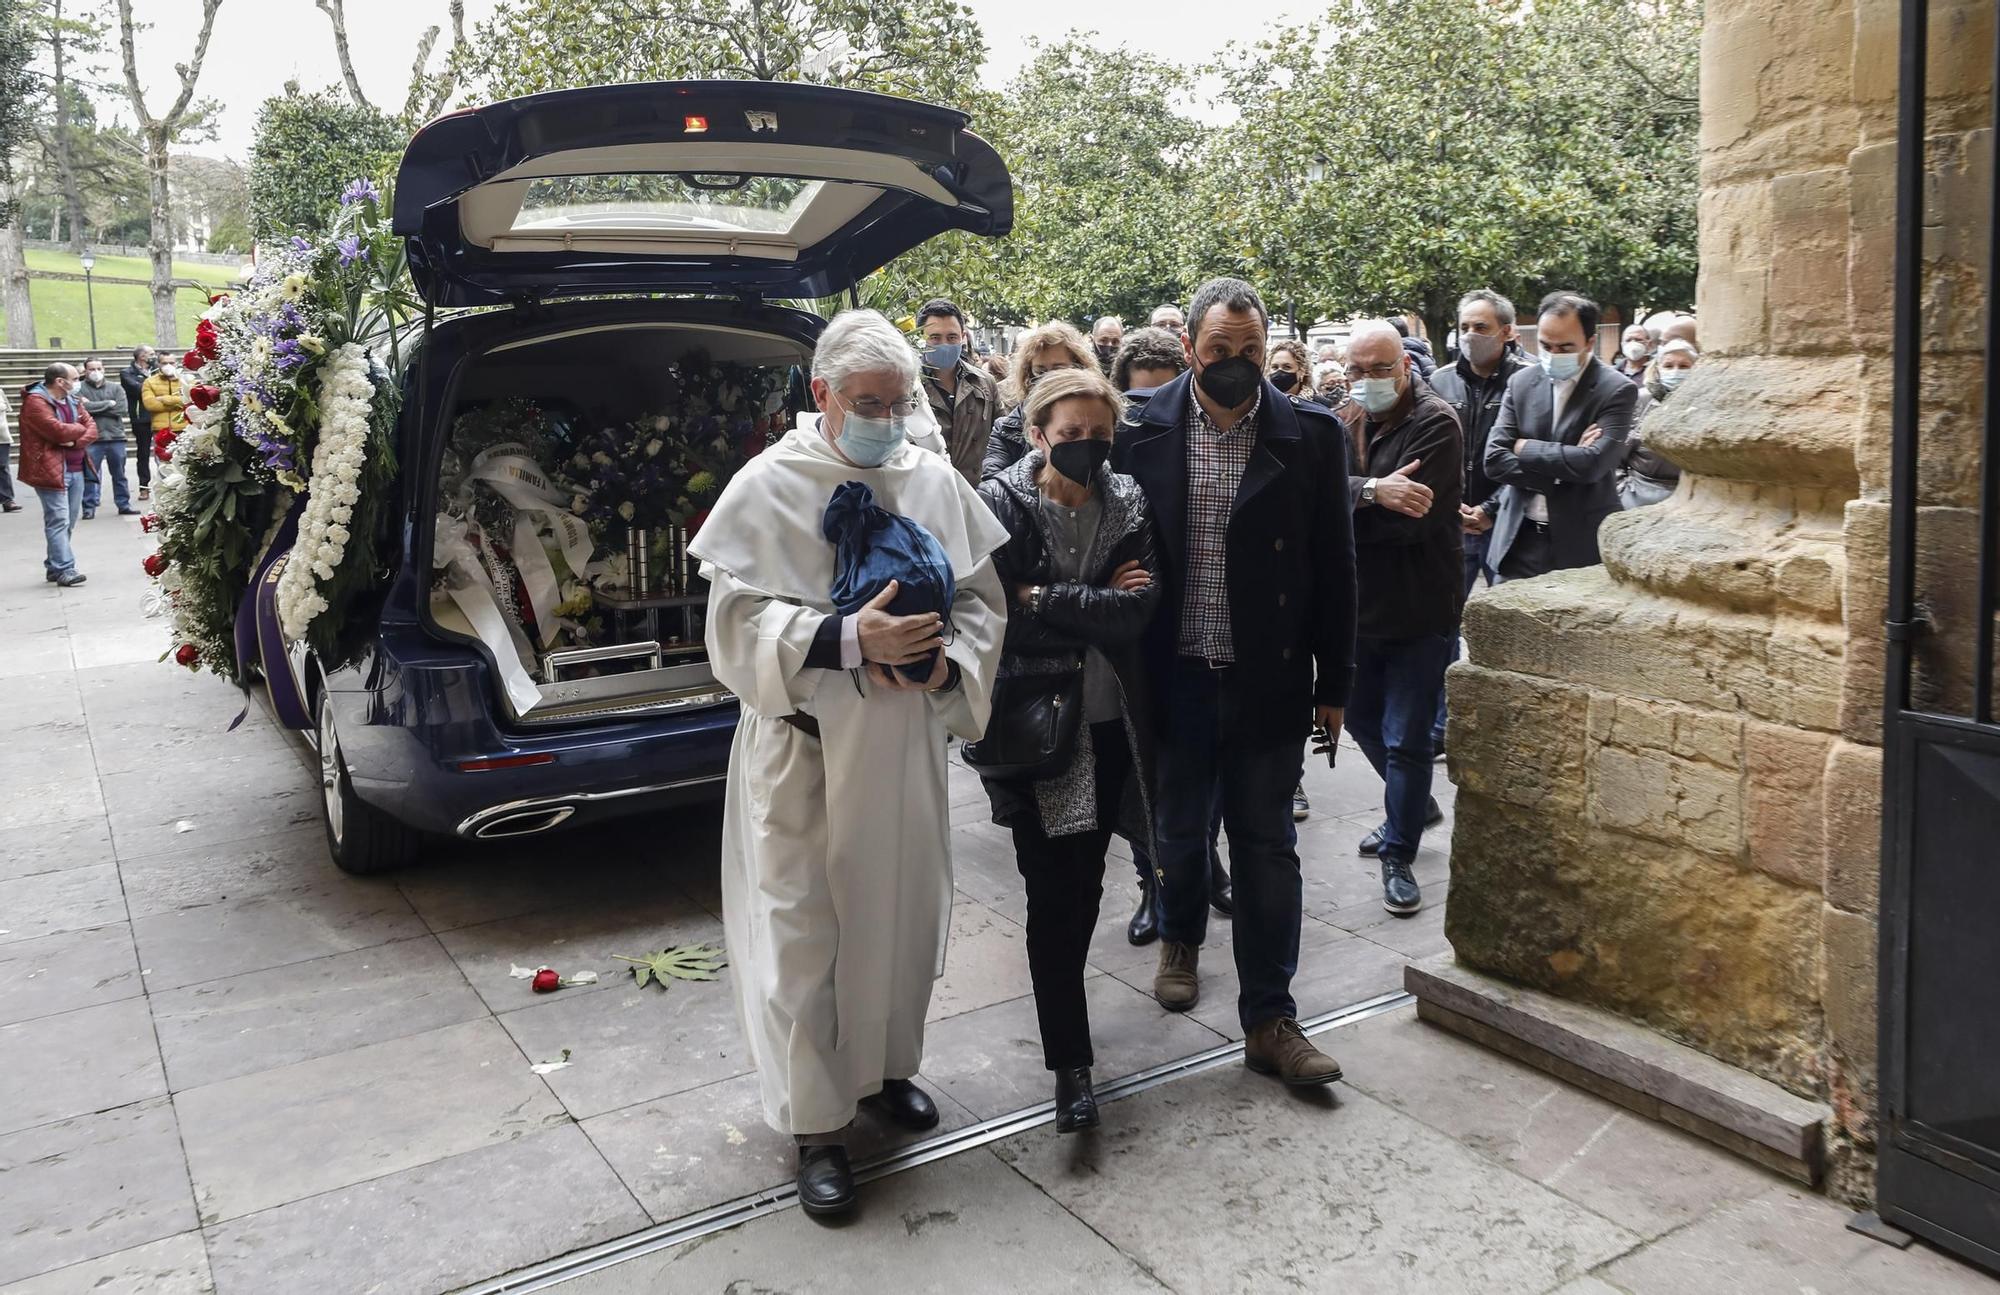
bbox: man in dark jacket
[119,345,155,499]
[19,364,97,586]
[78,358,135,517]
[1484,291,1638,579]
[916,298,1000,484]
[1112,276,1356,1087]
[1334,321,1463,915]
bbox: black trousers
[1009,721,1130,1072]
[1497,519,1554,580]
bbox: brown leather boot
[1153,940,1200,1011]
[1244,1017,1344,1086]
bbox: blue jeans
[84,437,130,512]
[1348,634,1455,864]
[38,470,85,577]
[1154,658,1305,1030]
[1435,529,1493,744]
[0,442,14,504]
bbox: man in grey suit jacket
[1483,291,1638,579]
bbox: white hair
[812,309,919,393]
[1659,338,1700,361]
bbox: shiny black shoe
[797,1144,855,1217]
[1358,798,1444,857]
[1382,857,1424,915]
[1126,878,1160,946]
[1209,856,1234,918]
[863,1078,939,1131]
[1292,784,1310,821]
[1054,1067,1100,1133]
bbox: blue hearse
[259,81,1013,873]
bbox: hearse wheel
[317,692,422,875]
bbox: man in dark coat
[119,345,155,499]
[1484,291,1638,579]
[1112,276,1356,1087]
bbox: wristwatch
[1029,584,1046,615]
[1360,478,1378,506]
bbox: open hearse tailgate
[392,80,1014,308]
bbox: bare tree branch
[162,0,223,128]
[401,25,440,121]
[317,0,374,110]
[114,0,153,129]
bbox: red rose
[155,444,173,464]
[153,429,177,461]
[143,553,167,577]
[189,385,221,410]
[140,513,161,532]
[182,350,204,371]
[174,643,199,667]
[208,292,230,306]
[531,968,561,993]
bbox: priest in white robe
[686,309,1008,1218]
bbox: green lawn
[21,248,247,352]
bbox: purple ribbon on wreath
[229,496,306,731]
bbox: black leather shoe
[1358,798,1444,857]
[797,1144,855,1217]
[1382,857,1424,915]
[1126,878,1159,946]
[1209,855,1234,917]
[1054,1067,1099,1133]
[1292,784,1310,821]
[863,1078,939,1131]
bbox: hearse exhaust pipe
[471,805,577,839]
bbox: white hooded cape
[688,421,1008,1135]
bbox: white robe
[689,423,1008,1135]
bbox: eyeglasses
[842,394,923,419]
[1343,363,1400,381]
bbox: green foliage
[247,87,403,243]
[22,248,230,348]
[456,0,986,110]
[0,2,37,222]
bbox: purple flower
[336,236,367,267]
[289,236,313,254]
[271,339,308,371]
[339,178,381,208]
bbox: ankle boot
[1054,1066,1099,1133]
[1126,877,1160,945]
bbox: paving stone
[89,714,302,780]
[495,978,751,1121]
[0,814,114,882]
[0,1232,212,1295]
[995,1058,1638,1294]
[582,1068,978,1223]
[919,974,1227,1119]
[0,864,124,948]
[1601,1183,2000,1294]
[69,618,177,671]
[0,996,166,1135]
[1333,1007,1782,1239]
[435,892,722,1015]
[944,820,1026,907]
[982,866,1164,981]
[544,1149,1169,1295]
[203,1123,647,1295]
[115,826,350,919]
[0,921,143,1026]
[392,838,695,934]
[130,876,429,991]
[0,670,83,735]
[928,899,1055,1023]
[0,627,72,680]
[175,1017,569,1224]
[1319,882,1456,960]
[102,755,319,860]
[0,1099,197,1288]
[150,935,489,1090]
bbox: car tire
[317,692,422,875]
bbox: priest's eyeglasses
[1344,362,1401,381]
[846,395,925,419]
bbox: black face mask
[1047,437,1111,487]
[1269,369,1299,393]
[1095,343,1118,362]
[1195,354,1262,408]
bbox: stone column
[1445,0,1991,1202]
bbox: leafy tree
[455,0,987,111]
[0,0,37,344]
[247,85,403,242]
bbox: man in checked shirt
[1113,277,1358,1086]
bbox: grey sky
[122,0,1319,159]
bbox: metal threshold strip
[461,989,1418,1295]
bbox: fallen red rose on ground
[531,968,561,993]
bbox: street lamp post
[79,251,98,350]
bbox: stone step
[1404,954,1832,1185]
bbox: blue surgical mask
[922,342,963,373]
[1659,367,1689,389]
[1351,376,1401,415]
[1539,349,1584,381]
[832,395,908,467]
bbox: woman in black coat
[968,367,1161,1132]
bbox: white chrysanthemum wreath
[277,342,372,640]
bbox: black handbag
[963,666,1083,781]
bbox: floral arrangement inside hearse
[429,341,797,711]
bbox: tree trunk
[50,0,87,254]
[1,194,36,346]
[145,128,177,347]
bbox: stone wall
[1445,0,1993,1205]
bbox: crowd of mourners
[690,272,1700,1217]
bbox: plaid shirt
[1177,389,1261,661]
